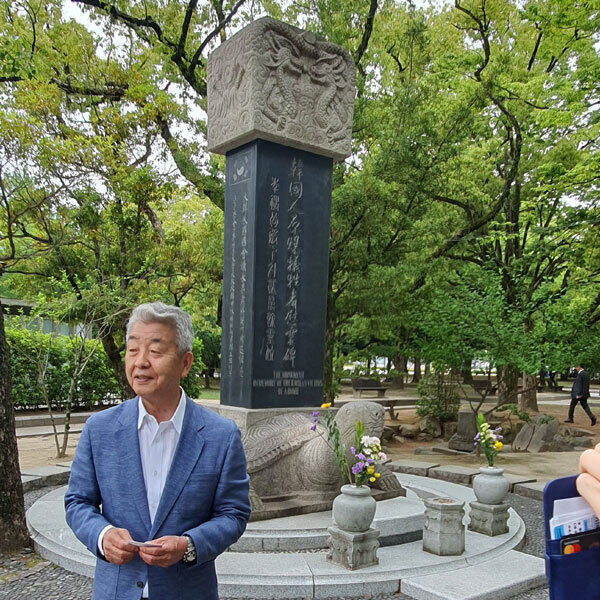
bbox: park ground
[16,384,596,482]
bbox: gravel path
[0,489,549,600]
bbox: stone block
[468,501,510,536]
[422,497,465,556]
[207,17,355,161]
[513,481,546,501]
[527,419,560,452]
[327,526,379,570]
[448,408,477,452]
[387,460,441,477]
[428,465,480,485]
[21,465,71,486]
[400,550,546,600]
[512,422,535,452]
[399,423,420,438]
[502,473,537,492]
[21,474,43,492]
[572,435,594,448]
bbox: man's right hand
[102,528,139,564]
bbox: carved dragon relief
[207,17,354,159]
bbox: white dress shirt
[98,390,186,598]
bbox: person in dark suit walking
[566,363,596,426]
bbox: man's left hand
[138,536,188,567]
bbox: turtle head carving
[334,401,385,444]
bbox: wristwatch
[182,535,196,564]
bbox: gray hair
[126,302,194,355]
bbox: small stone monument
[468,501,510,536]
[422,497,465,556]
[327,526,380,570]
[448,402,478,452]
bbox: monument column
[207,17,355,409]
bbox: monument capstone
[207,17,355,161]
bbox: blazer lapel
[116,398,152,535]
[149,395,205,538]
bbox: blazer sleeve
[184,425,250,566]
[64,422,112,558]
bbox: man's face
[125,320,193,403]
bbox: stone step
[16,424,85,439]
[231,495,424,552]
[15,412,93,428]
[428,465,481,485]
[400,550,546,600]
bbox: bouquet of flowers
[474,413,503,467]
[310,403,387,487]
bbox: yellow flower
[374,472,381,479]
[369,477,376,483]
[321,402,332,409]
[367,466,375,475]
[494,441,503,451]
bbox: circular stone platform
[27,474,530,599]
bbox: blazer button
[136,581,144,588]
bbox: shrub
[416,373,461,423]
[6,326,120,410]
[180,338,206,399]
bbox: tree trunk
[101,329,132,398]
[322,291,337,404]
[412,357,421,383]
[392,353,406,388]
[498,365,519,406]
[203,369,211,388]
[520,371,539,412]
[424,362,430,376]
[461,360,473,384]
[0,307,30,551]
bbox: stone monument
[207,17,355,409]
[207,17,404,519]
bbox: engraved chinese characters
[207,17,355,161]
[220,140,332,408]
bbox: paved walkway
[0,485,549,600]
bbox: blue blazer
[65,395,250,600]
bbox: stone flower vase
[472,466,509,505]
[332,484,377,532]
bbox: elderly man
[65,302,250,600]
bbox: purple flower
[309,423,317,431]
[311,416,318,423]
[312,411,319,418]
[350,446,355,454]
[352,462,365,474]
[367,458,374,465]
[357,453,366,461]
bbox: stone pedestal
[448,403,478,452]
[468,501,510,536]
[327,526,380,570]
[422,497,465,556]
